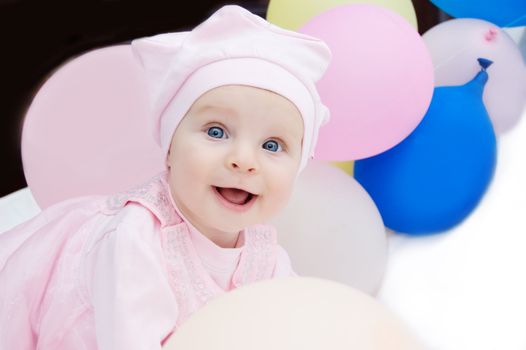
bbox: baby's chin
[201,198,284,234]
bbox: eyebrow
[195,104,239,117]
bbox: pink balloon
[299,4,434,160]
[22,45,165,209]
[423,19,526,134]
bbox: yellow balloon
[331,160,354,176]
[267,0,417,30]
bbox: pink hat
[130,5,332,172]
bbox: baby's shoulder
[106,201,156,224]
[94,202,159,242]
[82,202,163,275]
[101,173,180,228]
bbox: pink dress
[0,172,296,349]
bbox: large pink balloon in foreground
[21,45,165,209]
[300,4,434,160]
[423,19,526,134]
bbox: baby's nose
[229,160,257,173]
[227,147,258,174]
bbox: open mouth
[212,186,258,211]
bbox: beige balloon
[164,277,425,350]
[271,160,387,295]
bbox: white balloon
[164,277,425,350]
[423,18,526,134]
[271,160,387,295]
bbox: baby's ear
[166,142,177,169]
[165,148,171,169]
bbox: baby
[0,5,331,350]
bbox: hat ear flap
[131,32,188,107]
[131,32,188,143]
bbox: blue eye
[262,140,282,152]
[207,126,225,139]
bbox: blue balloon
[431,0,526,27]
[354,60,497,235]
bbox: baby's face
[166,85,303,247]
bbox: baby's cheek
[267,172,296,213]
[169,160,204,195]
[177,148,210,175]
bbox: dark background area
[0,0,447,197]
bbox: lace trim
[162,224,219,325]
[104,172,179,227]
[235,225,277,287]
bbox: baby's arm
[272,245,299,278]
[87,205,178,350]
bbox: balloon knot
[477,58,493,71]
[484,28,498,42]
